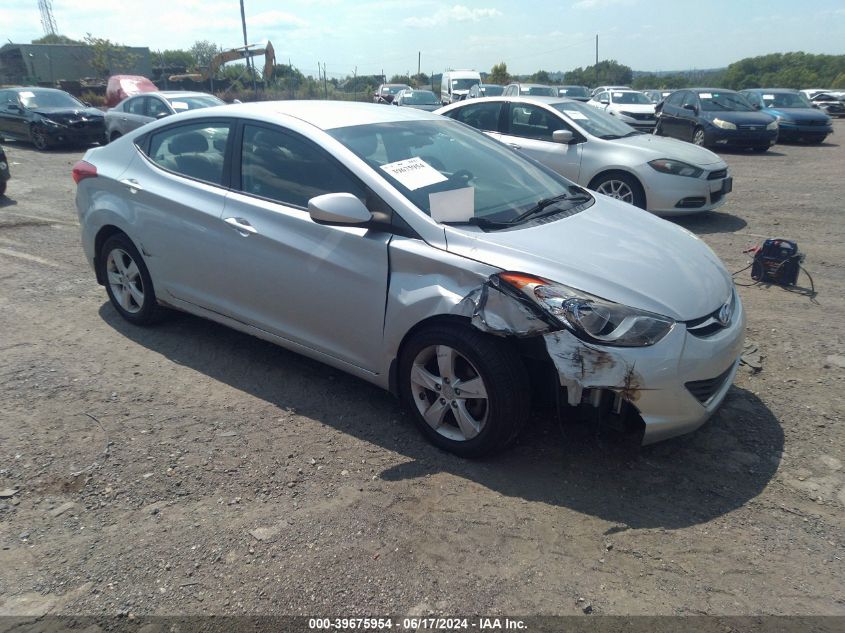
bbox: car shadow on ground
[716,148,786,157]
[99,303,783,531]
[0,196,18,208]
[671,211,747,235]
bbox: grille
[707,169,727,180]
[738,125,763,131]
[629,112,655,121]
[685,365,735,404]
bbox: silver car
[74,101,744,456]
[104,91,224,142]
[437,96,732,215]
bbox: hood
[764,107,830,123]
[31,107,104,122]
[402,103,440,112]
[701,110,774,126]
[443,196,732,321]
[605,133,724,167]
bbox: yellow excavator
[168,41,276,83]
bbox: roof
[179,100,442,130]
[742,88,799,93]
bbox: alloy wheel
[31,128,49,151]
[106,248,145,314]
[409,344,489,442]
[693,129,706,146]
[595,179,635,204]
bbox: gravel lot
[0,123,843,618]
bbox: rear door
[498,102,582,181]
[217,121,391,372]
[125,119,234,312]
[0,91,29,139]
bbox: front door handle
[508,143,522,150]
[224,216,258,236]
[120,178,142,193]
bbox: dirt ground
[0,123,843,619]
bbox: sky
[2,0,845,79]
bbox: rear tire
[99,233,165,326]
[399,323,530,457]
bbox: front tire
[692,127,706,147]
[399,323,530,457]
[31,126,49,151]
[99,233,164,325]
[0,180,6,197]
[590,171,646,209]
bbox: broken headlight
[497,273,675,347]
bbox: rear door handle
[120,178,142,193]
[224,217,258,236]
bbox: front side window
[446,101,502,132]
[240,124,366,208]
[665,91,684,107]
[682,92,699,109]
[147,98,170,118]
[508,104,559,141]
[146,121,231,185]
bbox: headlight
[496,273,675,347]
[766,120,779,130]
[648,159,704,178]
[775,115,794,124]
[712,118,737,130]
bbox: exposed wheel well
[109,131,122,142]
[587,169,647,208]
[93,225,128,284]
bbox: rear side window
[146,121,231,186]
[239,124,366,208]
[447,102,502,132]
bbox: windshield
[166,95,224,111]
[698,91,754,112]
[560,86,589,98]
[329,119,585,224]
[401,90,439,105]
[18,89,83,109]
[612,91,652,105]
[481,85,504,96]
[526,86,557,96]
[452,78,480,90]
[550,100,638,139]
[760,92,812,108]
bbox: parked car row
[73,100,746,457]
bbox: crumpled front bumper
[543,296,745,445]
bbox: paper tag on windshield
[564,109,587,120]
[19,91,34,98]
[171,101,189,110]
[700,93,713,99]
[763,94,775,100]
[380,157,447,191]
[613,92,623,97]
[429,187,474,223]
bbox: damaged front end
[455,272,660,438]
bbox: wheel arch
[93,224,130,285]
[587,168,647,208]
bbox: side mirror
[156,112,170,119]
[233,99,242,104]
[552,129,574,144]
[599,98,609,105]
[682,104,698,113]
[751,102,761,110]
[309,193,373,226]
[811,104,820,109]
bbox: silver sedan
[74,101,743,456]
[104,91,224,142]
[437,96,733,215]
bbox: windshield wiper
[509,190,591,224]
[598,134,622,140]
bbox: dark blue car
[740,89,833,144]
[655,88,778,151]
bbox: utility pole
[323,62,328,99]
[417,51,421,82]
[595,34,599,87]
[239,0,257,96]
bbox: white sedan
[437,96,732,215]
[588,89,657,131]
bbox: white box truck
[440,70,482,105]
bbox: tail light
[72,160,97,184]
